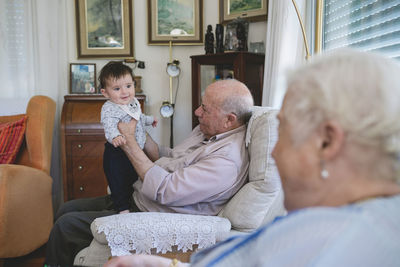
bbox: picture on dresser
[75,0,134,58]
[70,63,97,94]
[147,0,203,45]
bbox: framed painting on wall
[75,0,134,58]
[219,0,268,24]
[70,63,97,94]
[147,0,203,45]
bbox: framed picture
[147,0,203,45]
[75,0,134,58]
[70,63,97,94]
[224,19,249,51]
[219,0,268,24]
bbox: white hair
[284,49,400,182]
[210,79,254,123]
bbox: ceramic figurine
[205,25,215,54]
[215,24,224,53]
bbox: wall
[66,0,267,146]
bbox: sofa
[0,95,56,259]
[74,106,286,266]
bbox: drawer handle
[77,129,81,133]
[79,186,84,191]
[77,144,82,148]
[78,165,83,170]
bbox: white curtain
[262,0,307,108]
[0,0,70,212]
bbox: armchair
[0,95,56,259]
[74,106,286,266]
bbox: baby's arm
[142,114,157,127]
[101,104,124,143]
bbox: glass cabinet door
[191,52,265,128]
[200,64,234,97]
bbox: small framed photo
[70,63,97,94]
[147,0,203,45]
[75,0,134,58]
[219,0,268,24]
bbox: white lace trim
[94,212,231,256]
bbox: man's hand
[118,119,137,138]
[111,135,126,147]
[117,118,155,181]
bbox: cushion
[0,116,27,164]
[218,106,286,232]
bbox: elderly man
[45,79,254,267]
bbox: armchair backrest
[0,96,56,174]
[218,106,286,232]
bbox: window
[314,0,400,60]
[0,0,31,97]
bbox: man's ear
[224,113,238,128]
[320,120,345,160]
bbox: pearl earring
[321,160,329,179]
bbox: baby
[99,61,157,214]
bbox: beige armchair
[74,106,286,267]
[0,95,56,259]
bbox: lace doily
[94,212,231,256]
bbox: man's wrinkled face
[194,88,227,139]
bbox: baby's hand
[112,135,126,147]
[152,118,158,128]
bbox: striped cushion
[0,116,27,164]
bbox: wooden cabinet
[191,52,265,127]
[61,94,145,201]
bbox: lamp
[166,60,181,77]
[137,61,145,69]
[160,41,180,148]
[291,0,311,60]
[124,58,146,69]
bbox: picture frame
[219,0,268,24]
[75,0,134,58]
[70,63,97,94]
[147,0,203,45]
[224,19,249,51]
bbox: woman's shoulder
[252,196,400,265]
[274,194,400,234]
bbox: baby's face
[101,74,135,105]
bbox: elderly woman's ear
[319,120,345,160]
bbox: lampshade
[166,60,181,77]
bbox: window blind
[322,0,400,60]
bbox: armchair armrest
[91,212,231,257]
[0,164,53,257]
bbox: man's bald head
[206,79,254,124]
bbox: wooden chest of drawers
[61,94,145,201]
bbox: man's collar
[202,124,246,144]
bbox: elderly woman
[105,50,400,267]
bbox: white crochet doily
[94,212,231,256]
